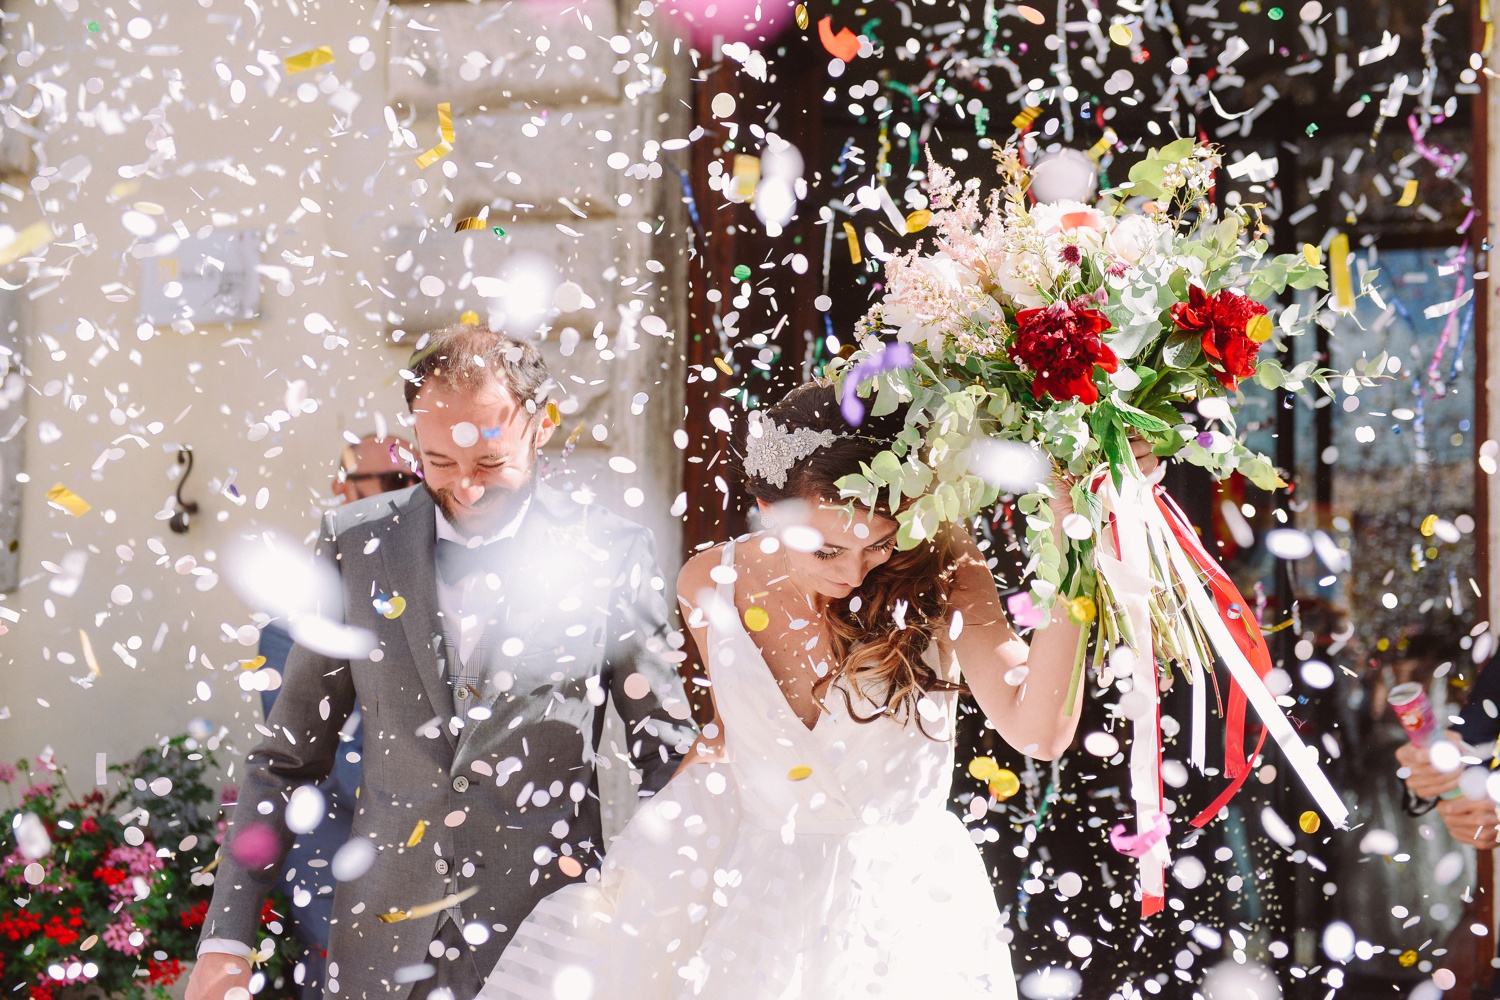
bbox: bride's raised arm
[941,526,1086,761]
[945,442,1158,760]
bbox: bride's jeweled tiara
[742,415,842,489]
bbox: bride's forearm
[948,532,1087,759]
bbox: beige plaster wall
[0,0,692,832]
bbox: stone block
[389,0,622,112]
[402,104,667,221]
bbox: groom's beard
[425,461,538,538]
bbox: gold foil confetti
[1108,23,1133,45]
[904,209,932,233]
[787,765,813,781]
[546,401,561,426]
[46,483,91,517]
[241,655,268,670]
[406,820,427,847]
[1299,811,1321,834]
[842,221,862,264]
[743,606,770,631]
[1011,106,1042,130]
[378,886,479,923]
[795,3,809,29]
[382,595,407,620]
[1246,313,1273,343]
[1329,232,1354,312]
[284,45,334,73]
[415,103,455,169]
[1397,178,1419,207]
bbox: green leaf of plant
[1162,330,1204,369]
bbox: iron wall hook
[168,447,199,534]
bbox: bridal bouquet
[832,138,1384,915]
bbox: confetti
[1396,178,1419,207]
[46,483,91,517]
[1299,811,1321,834]
[284,45,334,74]
[1108,23,1133,45]
[714,357,734,375]
[546,401,561,426]
[78,630,101,677]
[732,264,752,282]
[787,765,813,781]
[1011,106,1042,130]
[415,102,455,169]
[743,606,769,631]
[455,217,489,233]
[1329,232,1355,312]
[904,209,932,233]
[795,4,809,30]
[382,595,407,620]
[817,16,862,62]
[559,856,583,878]
[988,769,1020,800]
[379,886,479,923]
[1017,5,1046,25]
[842,221,862,265]
[1245,313,1273,343]
[406,820,427,847]
[241,655,267,670]
[968,756,1001,781]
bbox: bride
[479,380,1153,999]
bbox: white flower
[1028,200,1108,238]
[1103,214,1166,264]
[992,250,1049,309]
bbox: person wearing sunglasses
[331,434,422,503]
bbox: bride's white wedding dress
[479,540,1017,999]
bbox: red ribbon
[1153,488,1273,829]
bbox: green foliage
[0,738,299,999]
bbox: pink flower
[0,763,16,784]
[102,914,144,956]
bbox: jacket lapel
[379,487,456,747]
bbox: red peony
[1169,284,1268,390]
[1009,301,1119,404]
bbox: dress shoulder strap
[717,539,737,604]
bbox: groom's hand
[185,952,252,1000]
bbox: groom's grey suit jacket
[202,483,696,996]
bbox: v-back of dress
[479,539,1017,999]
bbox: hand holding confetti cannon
[833,138,1390,916]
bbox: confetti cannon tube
[1387,682,1440,747]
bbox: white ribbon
[1094,475,1169,906]
[1139,496,1350,829]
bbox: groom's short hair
[403,323,551,410]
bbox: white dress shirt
[434,493,531,667]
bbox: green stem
[1062,621,1091,718]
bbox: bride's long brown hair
[743,380,960,728]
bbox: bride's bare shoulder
[677,542,728,599]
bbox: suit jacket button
[452,775,469,793]
[434,858,450,876]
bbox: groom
[188,324,697,999]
